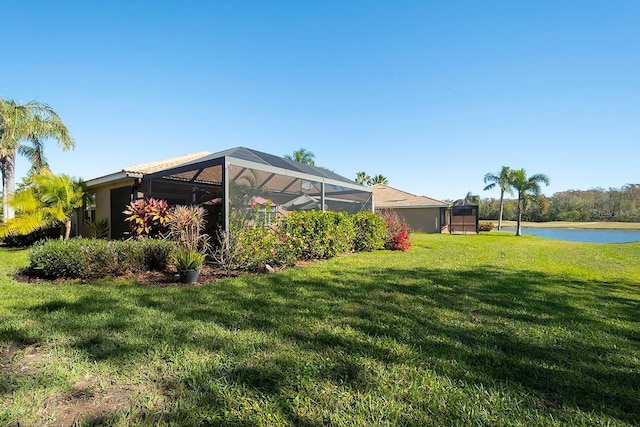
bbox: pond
[501,227,640,244]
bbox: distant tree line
[480,184,640,223]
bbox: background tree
[284,148,315,165]
[0,170,85,240]
[454,191,480,206]
[0,99,74,222]
[355,171,371,185]
[483,166,514,230]
[510,169,550,236]
[368,174,389,185]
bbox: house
[82,147,373,239]
[371,184,450,233]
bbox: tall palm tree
[368,174,389,185]
[483,166,514,230]
[284,148,315,165]
[0,170,85,240]
[0,99,74,221]
[355,171,371,185]
[510,169,550,236]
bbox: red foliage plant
[379,209,412,251]
[123,197,170,239]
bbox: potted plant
[167,205,211,284]
[174,248,205,284]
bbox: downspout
[321,181,325,212]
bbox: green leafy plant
[85,218,109,239]
[174,248,205,271]
[351,211,386,251]
[27,238,176,279]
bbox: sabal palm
[0,170,85,240]
[483,166,514,230]
[0,99,74,221]
[510,169,550,236]
[284,148,315,165]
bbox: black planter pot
[178,266,201,284]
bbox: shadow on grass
[10,263,640,424]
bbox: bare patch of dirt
[42,375,137,426]
[0,344,45,376]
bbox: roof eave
[84,171,143,188]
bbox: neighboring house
[82,146,373,239]
[372,184,451,233]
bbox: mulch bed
[13,264,246,287]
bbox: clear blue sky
[3,1,638,201]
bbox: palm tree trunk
[1,152,16,222]
[516,195,522,236]
[498,189,505,230]
[64,219,72,240]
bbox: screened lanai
[140,147,373,236]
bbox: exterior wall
[381,207,448,233]
[82,179,137,239]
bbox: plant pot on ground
[174,249,205,284]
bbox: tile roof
[372,184,449,208]
[123,151,211,174]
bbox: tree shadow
[8,262,640,424]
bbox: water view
[501,227,640,243]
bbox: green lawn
[1,233,639,426]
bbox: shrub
[379,209,412,251]
[141,239,177,271]
[166,205,210,253]
[28,238,177,279]
[279,211,355,260]
[479,221,494,232]
[123,198,170,239]
[351,212,386,252]
[211,222,297,273]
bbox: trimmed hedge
[279,211,356,260]
[28,238,177,279]
[352,212,386,252]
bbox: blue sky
[3,1,638,201]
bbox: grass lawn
[1,233,639,426]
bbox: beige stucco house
[372,184,451,233]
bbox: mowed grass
[1,233,639,426]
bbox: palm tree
[510,169,550,236]
[284,148,315,165]
[453,191,480,206]
[0,99,74,221]
[368,174,389,185]
[483,166,514,230]
[0,170,85,240]
[355,171,371,185]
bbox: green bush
[352,212,386,251]
[28,238,177,279]
[279,211,355,260]
[212,224,298,272]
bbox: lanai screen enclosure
[105,147,373,238]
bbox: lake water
[501,227,640,244]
